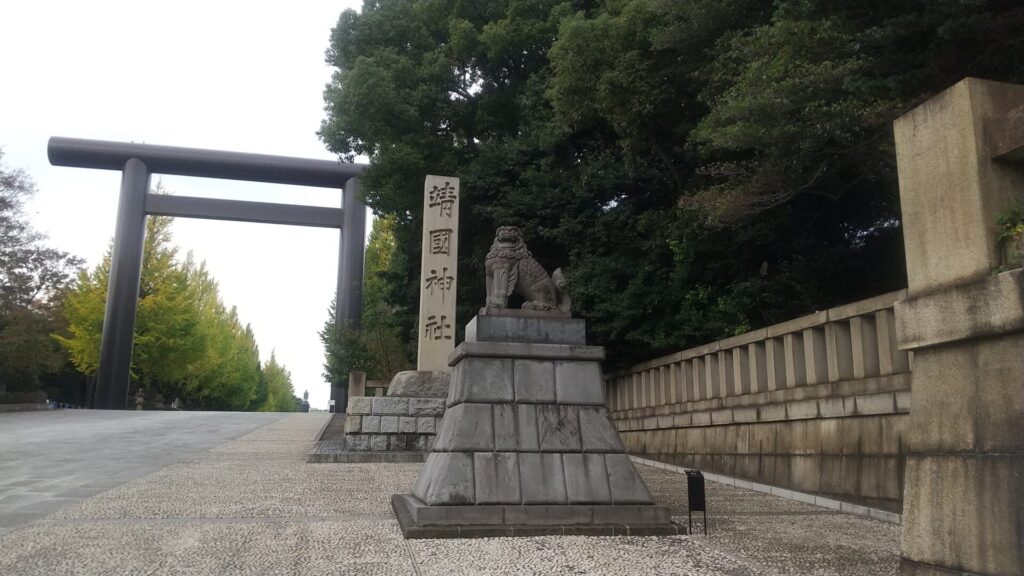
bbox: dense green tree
[322,0,1024,367]
[176,257,261,411]
[321,214,411,390]
[0,152,83,394]
[59,216,203,399]
[59,203,268,409]
[260,352,298,412]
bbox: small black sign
[685,470,707,534]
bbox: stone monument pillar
[330,176,460,460]
[417,175,460,372]
[392,227,679,537]
[893,78,1024,574]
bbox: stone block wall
[891,78,1024,575]
[607,291,912,512]
[344,396,446,451]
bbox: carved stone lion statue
[484,226,570,312]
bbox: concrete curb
[629,456,901,525]
[313,413,336,441]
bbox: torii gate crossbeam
[48,137,369,410]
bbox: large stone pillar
[893,78,1024,575]
[417,175,460,372]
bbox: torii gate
[48,137,368,410]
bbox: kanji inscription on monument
[417,176,460,371]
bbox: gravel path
[0,412,899,575]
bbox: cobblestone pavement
[0,412,899,575]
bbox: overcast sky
[1,0,366,410]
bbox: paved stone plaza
[0,411,899,575]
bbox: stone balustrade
[606,290,912,511]
[607,290,910,414]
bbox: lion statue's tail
[552,268,571,313]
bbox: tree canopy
[321,0,1024,367]
[321,214,411,388]
[58,196,286,411]
[260,352,299,412]
[0,151,83,395]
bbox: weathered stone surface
[388,435,409,451]
[373,397,409,415]
[555,361,605,405]
[504,505,592,526]
[369,435,388,451]
[478,306,573,319]
[417,417,437,434]
[401,494,504,526]
[345,434,369,451]
[343,415,362,434]
[361,415,381,434]
[563,454,612,504]
[466,315,586,345]
[387,370,450,398]
[516,404,539,451]
[579,407,624,452]
[514,359,556,403]
[448,341,605,366]
[894,79,1024,295]
[493,404,517,451]
[417,175,460,372]
[448,357,513,406]
[896,270,1024,351]
[537,405,581,452]
[474,453,521,504]
[399,416,418,433]
[414,452,475,505]
[409,398,446,416]
[445,363,463,406]
[518,453,567,504]
[347,397,372,415]
[605,454,654,504]
[411,450,438,497]
[433,403,494,452]
[380,416,399,434]
[901,454,1024,575]
[347,371,366,398]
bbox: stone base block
[391,494,682,539]
[308,451,427,463]
[466,314,586,345]
[386,370,450,398]
[342,432,436,453]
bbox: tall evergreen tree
[322,0,1024,366]
[321,214,412,390]
[260,352,298,412]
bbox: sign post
[416,176,460,371]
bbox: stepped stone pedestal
[340,371,448,459]
[307,371,449,463]
[392,312,681,538]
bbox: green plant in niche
[996,205,1024,272]
[997,206,1024,241]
